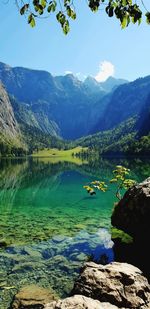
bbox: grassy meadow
[32,146,88,165]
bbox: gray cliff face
[11,96,60,137]
[0,83,20,143]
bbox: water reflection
[0,157,150,308]
[0,157,150,246]
[0,158,115,246]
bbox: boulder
[111,178,150,240]
[72,262,150,308]
[12,284,58,309]
[45,295,119,309]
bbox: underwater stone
[22,246,42,258]
[0,239,8,247]
[52,236,67,243]
[12,284,58,309]
[70,252,87,262]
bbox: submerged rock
[12,284,58,309]
[111,177,150,240]
[0,238,8,247]
[45,295,119,309]
[52,235,67,243]
[72,262,150,308]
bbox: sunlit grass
[32,146,88,165]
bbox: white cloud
[95,61,115,82]
[64,70,73,75]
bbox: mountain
[77,95,150,156]
[0,62,62,103]
[84,76,127,94]
[0,83,24,153]
[137,93,150,137]
[76,113,150,156]
[0,62,127,140]
[0,63,95,139]
[1,60,150,156]
[83,76,104,94]
[87,76,150,156]
[10,96,60,137]
[75,117,137,151]
[0,85,66,156]
[93,76,150,133]
[100,76,128,92]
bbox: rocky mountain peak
[0,82,21,143]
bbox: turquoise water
[0,157,149,308]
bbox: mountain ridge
[0,61,127,140]
[0,61,150,156]
[92,75,150,133]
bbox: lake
[0,157,150,308]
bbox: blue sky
[0,1,150,81]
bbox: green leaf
[41,0,47,8]
[20,4,29,15]
[47,4,52,13]
[66,6,76,19]
[122,0,127,6]
[64,0,71,5]
[89,0,100,12]
[28,14,36,27]
[71,11,76,20]
[66,6,71,17]
[47,1,57,13]
[110,178,118,183]
[56,11,66,25]
[63,20,70,34]
[138,17,142,25]
[108,7,114,17]
[146,12,150,25]
[34,4,44,14]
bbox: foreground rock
[111,177,150,240]
[12,284,58,309]
[72,262,150,308]
[45,295,119,309]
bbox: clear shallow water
[0,157,150,308]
